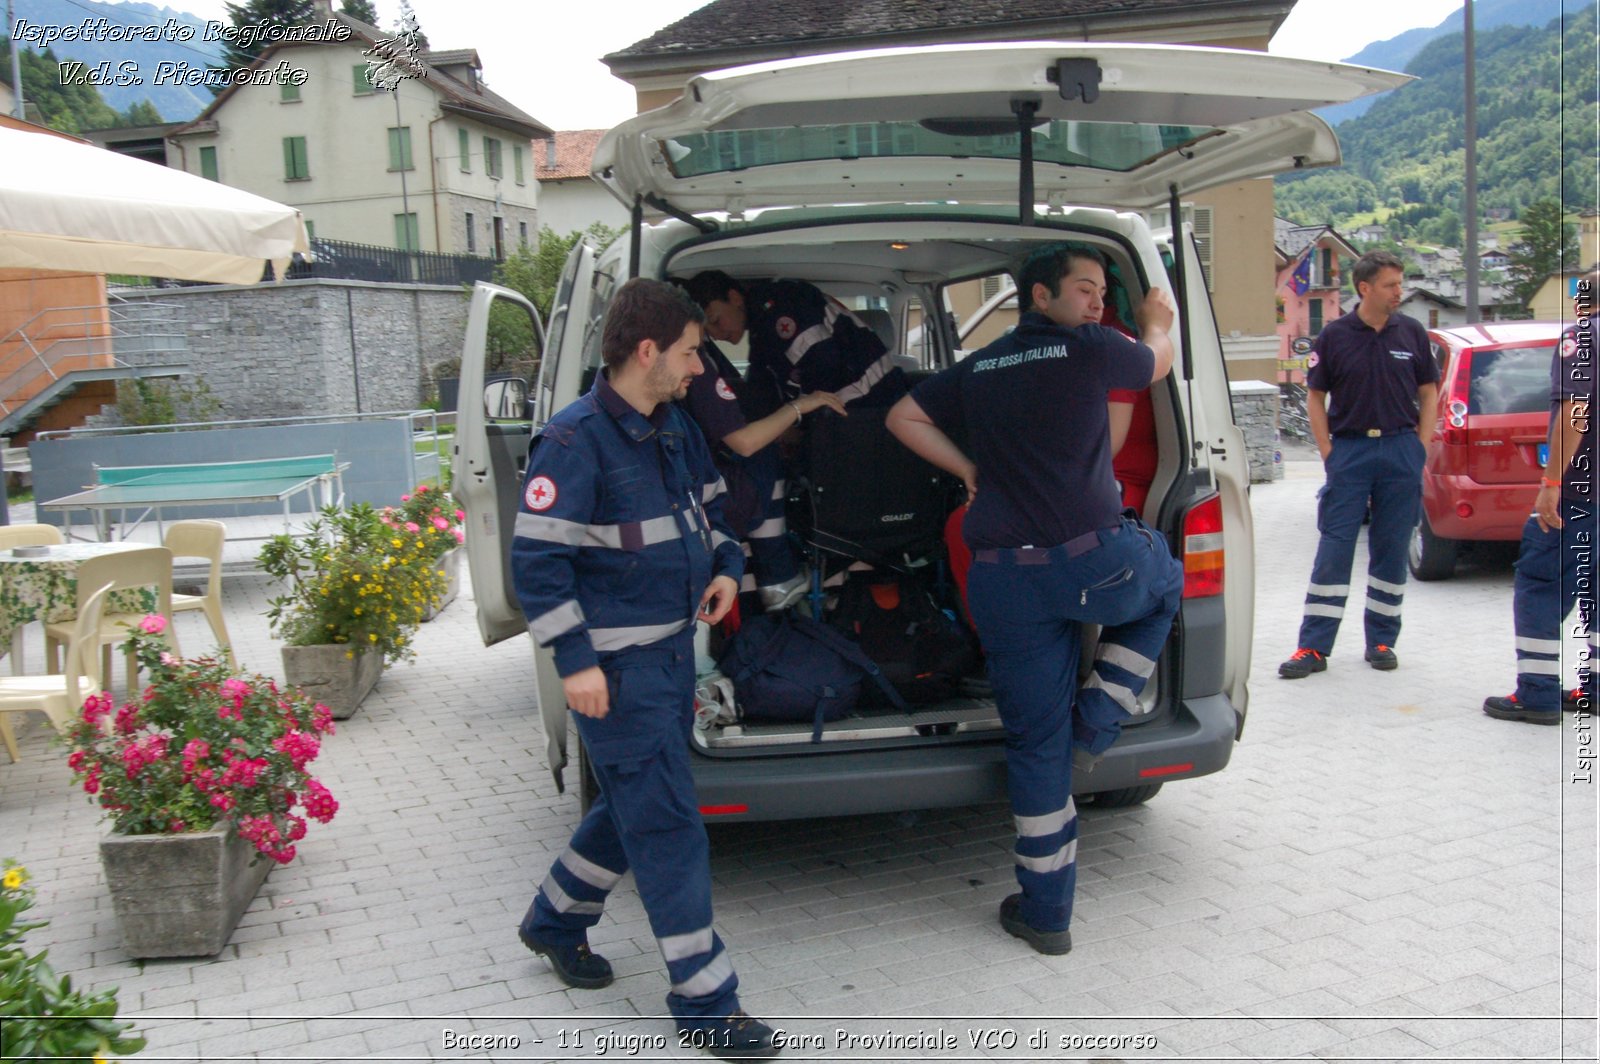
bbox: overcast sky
[167,0,1467,131]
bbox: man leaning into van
[510,278,782,1060]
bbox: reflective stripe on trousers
[1513,500,1597,709]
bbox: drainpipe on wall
[346,288,362,413]
[428,117,446,252]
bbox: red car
[1411,321,1566,580]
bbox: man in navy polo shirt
[1279,250,1439,679]
[887,243,1183,955]
[1484,270,1597,724]
[679,334,845,610]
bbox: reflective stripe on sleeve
[529,600,585,644]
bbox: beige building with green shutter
[169,0,550,258]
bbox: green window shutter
[283,136,308,180]
[199,145,218,182]
[458,128,470,172]
[353,64,374,94]
[388,127,412,170]
[280,80,300,102]
[394,213,418,251]
[514,145,524,184]
[483,137,501,178]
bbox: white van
[456,42,1405,821]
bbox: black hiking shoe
[999,893,1073,955]
[1278,647,1327,679]
[676,1010,781,1060]
[518,928,614,989]
[1482,694,1560,726]
[1364,645,1398,671]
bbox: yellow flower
[2,866,26,890]
[369,633,378,642]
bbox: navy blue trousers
[1296,432,1426,655]
[521,634,739,1019]
[967,518,1184,932]
[1513,497,1598,710]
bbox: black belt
[974,526,1107,566]
[1333,427,1415,439]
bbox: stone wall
[109,279,471,420]
[1229,380,1282,484]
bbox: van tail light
[1182,493,1225,599]
[1441,350,1472,445]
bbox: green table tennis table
[39,454,349,540]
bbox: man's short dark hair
[1017,243,1108,312]
[601,278,705,370]
[682,270,743,309]
[1352,250,1404,291]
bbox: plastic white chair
[43,547,176,693]
[0,523,66,675]
[0,581,110,763]
[164,520,235,670]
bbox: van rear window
[1468,345,1554,415]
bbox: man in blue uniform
[886,243,1183,954]
[679,334,845,610]
[1484,270,1597,724]
[684,270,907,416]
[1279,250,1439,678]
[511,279,780,1059]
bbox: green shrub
[0,861,145,1062]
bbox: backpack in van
[718,610,908,742]
[828,571,980,703]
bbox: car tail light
[1441,350,1472,445]
[699,804,748,816]
[1182,493,1224,599]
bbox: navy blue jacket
[743,279,907,415]
[513,374,744,677]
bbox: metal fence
[282,238,496,287]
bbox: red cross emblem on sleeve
[525,476,558,511]
[716,378,736,401]
[775,315,798,340]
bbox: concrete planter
[421,547,461,622]
[281,643,383,719]
[99,822,271,958]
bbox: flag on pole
[1290,254,1312,295]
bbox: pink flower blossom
[138,613,167,634]
[401,494,411,502]
[432,516,450,531]
[160,652,179,666]
[454,509,465,522]
[404,521,420,533]
[452,528,465,544]
[301,779,339,823]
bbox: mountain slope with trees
[1276,6,1597,243]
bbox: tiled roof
[535,130,607,181]
[177,12,550,139]
[608,0,1265,59]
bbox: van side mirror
[484,378,529,419]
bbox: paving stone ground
[0,454,1594,1063]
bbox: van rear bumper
[688,693,1239,823]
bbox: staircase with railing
[0,297,190,434]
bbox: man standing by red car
[1484,270,1598,724]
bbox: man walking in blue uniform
[887,243,1183,954]
[1484,270,1597,724]
[684,270,907,417]
[511,279,780,1059]
[1279,250,1439,678]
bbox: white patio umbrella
[0,124,309,284]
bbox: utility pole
[6,0,26,121]
[1464,0,1480,321]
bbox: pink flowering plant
[384,482,466,560]
[63,616,340,864]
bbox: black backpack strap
[793,614,911,714]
